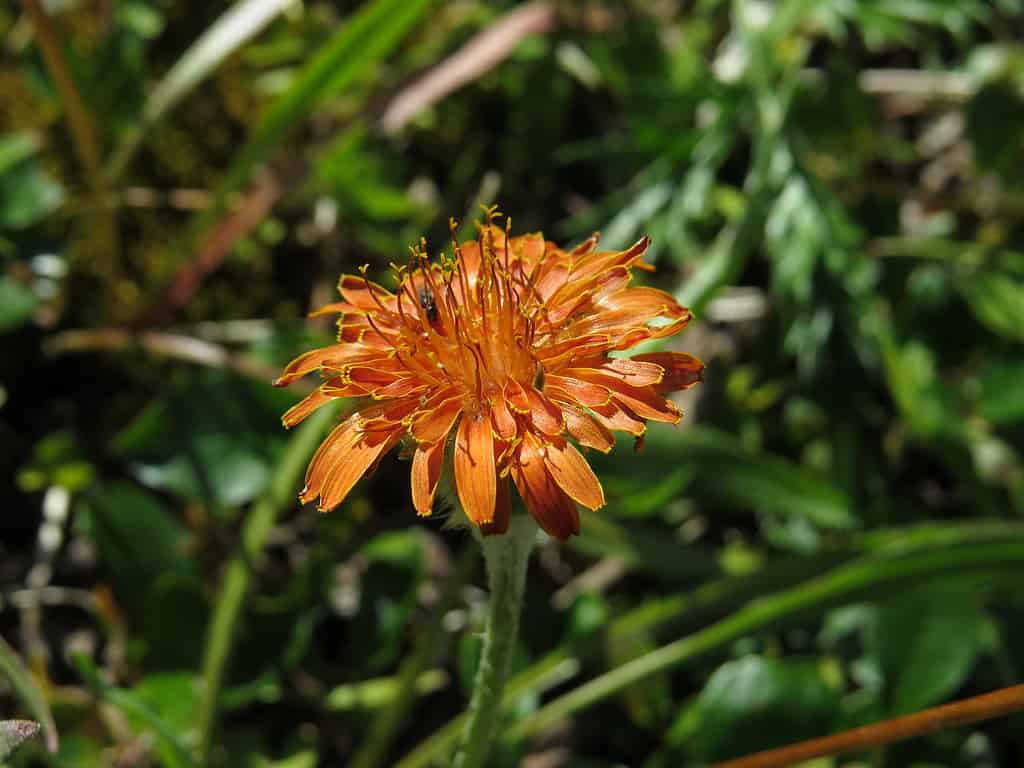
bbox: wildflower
[275,211,702,539]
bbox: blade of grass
[506,537,1024,740]
[19,0,102,181]
[105,0,295,182]
[205,0,434,221]
[195,402,339,759]
[19,0,120,284]
[0,637,57,754]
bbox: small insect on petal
[275,213,699,538]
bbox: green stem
[453,516,536,768]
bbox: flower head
[275,210,703,539]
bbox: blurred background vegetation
[3,0,1024,766]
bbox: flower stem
[453,516,536,768]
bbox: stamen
[358,264,391,315]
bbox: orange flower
[275,212,703,539]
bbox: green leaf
[966,80,1024,186]
[958,270,1024,343]
[874,585,988,715]
[0,277,38,332]
[0,134,39,173]
[254,751,318,768]
[325,670,448,711]
[878,335,962,439]
[135,673,200,723]
[210,0,435,214]
[0,134,64,229]
[688,656,839,761]
[0,166,63,230]
[593,425,855,530]
[113,370,292,509]
[79,482,197,612]
[975,358,1024,424]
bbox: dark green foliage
[3,1,1024,766]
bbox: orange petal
[504,379,531,414]
[274,344,382,386]
[307,300,357,318]
[317,429,398,511]
[632,352,705,392]
[454,411,496,525]
[611,386,681,424]
[536,334,612,369]
[320,381,369,398]
[595,286,678,316]
[371,378,431,400]
[489,391,518,440]
[569,233,599,257]
[512,232,546,269]
[455,240,483,290]
[543,437,605,510]
[534,263,570,303]
[566,370,681,424]
[282,388,332,429]
[347,365,403,389]
[512,433,579,539]
[411,440,445,516]
[547,267,629,322]
[559,402,615,453]
[589,399,647,436]
[480,477,511,536]
[571,236,652,282]
[409,393,464,444]
[545,375,612,408]
[358,398,420,433]
[643,313,692,342]
[601,358,666,387]
[338,274,397,313]
[526,387,565,436]
[300,417,358,504]
[338,323,394,346]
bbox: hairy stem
[453,516,536,768]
